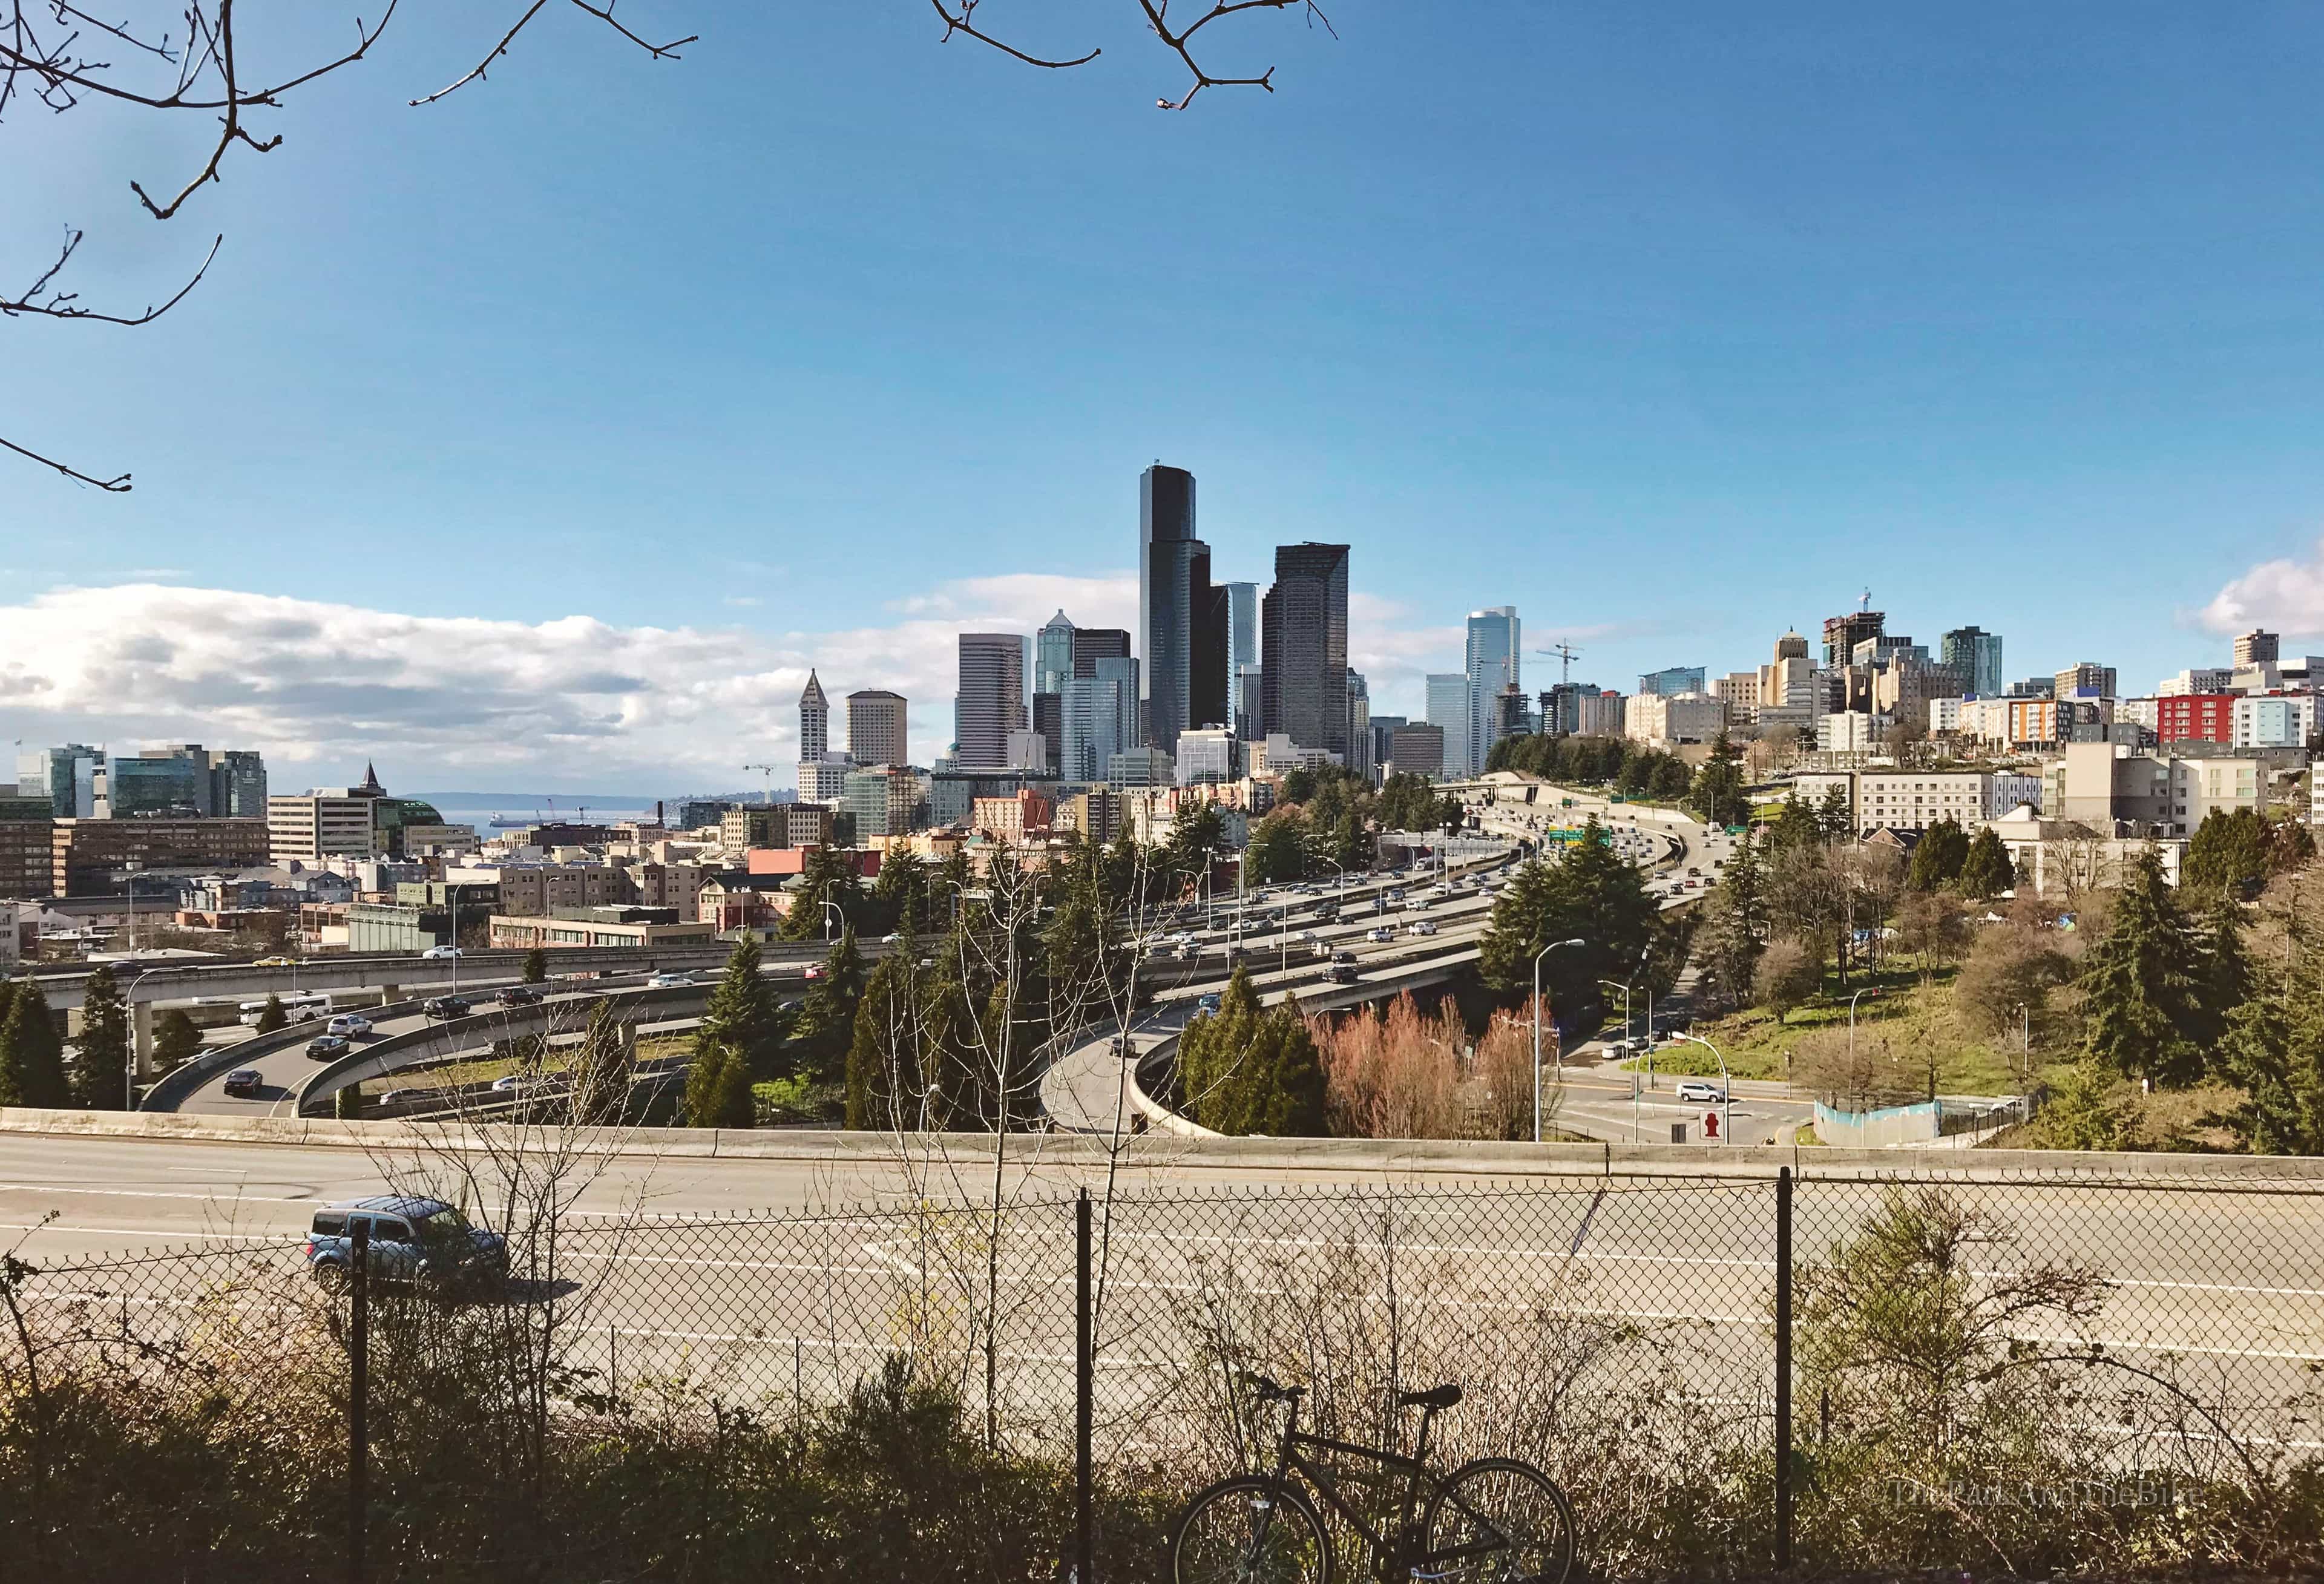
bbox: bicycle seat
[1399,1383,1463,1411]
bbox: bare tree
[6,1,1333,489]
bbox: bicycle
[1167,1374,1576,1584]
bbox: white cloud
[0,573,1464,790]
[2198,537,2324,640]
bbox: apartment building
[1624,692,1727,744]
[2234,694,2314,749]
[267,793,381,863]
[721,802,833,852]
[1854,771,2043,834]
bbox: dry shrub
[1308,994,1553,1140]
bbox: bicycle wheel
[1169,1474,1334,1584]
[1420,1457,1575,1584]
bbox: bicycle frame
[1253,1400,1516,1579]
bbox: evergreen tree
[780,844,862,941]
[1957,827,2014,899]
[74,964,128,1109]
[680,1040,755,1128]
[2078,848,2208,1086]
[153,1008,204,1070]
[1477,819,1656,1026]
[0,981,16,1106]
[873,849,928,935]
[2193,890,2251,1047]
[1765,792,1822,857]
[1244,810,1310,886]
[1683,735,1747,827]
[571,998,633,1125]
[1697,833,1766,1010]
[520,946,549,984]
[1905,818,1970,892]
[845,954,926,1130]
[698,933,780,1076]
[793,927,868,1083]
[1816,785,1854,843]
[1162,799,1226,893]
[252,993,288,1034]
[2183,807,2271,895]
[1174,967,1325,1135]
[1,983,71,1109]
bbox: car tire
[312,1260,349,1295]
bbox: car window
[369,1217,413,1244]
[312,1211,347,1236]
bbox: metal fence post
[1774,1166,1793,1572]
[1075,1188,1094,1584]
[350,1216,370,1584]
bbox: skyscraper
[1036,611,1077,696]
[1823,609,1885,668]
[1938,627,2004,697]
[955,633,1028,771]
[17,744,101,819]
[1637,665,1708,697]
[1425,674,1470,775]
[2235,629,2279,667]
[1071,625,1132,678]
[1226,582,1259,686]
[798,670,829,761]
[1137,462,1229,755]
[1260,542,1351,757]
[1465,606,1520,774]
[847,690,909,767]
[1062,657,1140,783]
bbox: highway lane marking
[0,1181,312,1202]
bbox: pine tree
[2183,807,2271,895]
[1766,793,1822,856]
[844,954,925,1130]
[73,964,128,1109]
[0,981,16,1106]
[1698,833,1766,1011]
[153,1008,205,1069]
[1684,735,1747,827]
[793,927,867,1083]
[698,933,778,1076]
[2078,848,2208,1085]
[1957,827,2014,899]
[681,1040,755,1128]
[521,947,549,984]
[1,982,71,1108]
[572,998,633,1125]
[1905,818,1970,892]
[1817,785,1854,843]
[252,993,288,1034]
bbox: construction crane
[1534,641,1582,685]
[743,763,780,806]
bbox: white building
[1986,806,2184,895]
[1854,771,2043,834]
[267,792,380,863]
[1625,692,1728,745]
[2173,757,2263,830]
[2115,697,2160,737]
[1816,712,1885,754]
[1175,728,1240,786]
[2158,668,2232,697]
[2233,694,2313,749]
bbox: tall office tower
[1062,656,1140,783]
[102,748,209,817]
[1071,625,1133,680]
[1036,611,1077,696]
[17,744,102,819]
[1425,673,1471,776]
[1938,627,2004,697]
[1347,671,1373,781]
[1236,665,1264,741]
[1031,692,1064,780]
[847,689,909,767]
[1636,665,1708,697]
[1465,606,1520,774]
[1823,609,1885,668]
[1137,462,1229,754]
[2235,629,2279,667]
[1260,542,1352,757]
[2053,661,2118,699]
[798,670,830,761]
[1226,582,1259,688]
[955,633,1028,771]
[205,750,268,818]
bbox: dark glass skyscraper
[1261,542,1351,757]
[1138,462,1229,755]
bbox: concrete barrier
[1815,1098,1941,1148]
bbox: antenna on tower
[1534,641,1582,685]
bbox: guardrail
[136,997,432,1112]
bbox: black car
[496,985,543,1008]
[222,1068,264,1097]
[305,1034,352,1061]
[422,996,473,1020]
[1331,950,1357,966]
[1328,965,1361,985]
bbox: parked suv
[306,1197,508,1292]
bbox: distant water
[409,792,662,842]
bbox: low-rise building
[1816,712,1885,754]
[1853,771,2043,833]
[1054,790,1126,844]
[695,872,789,932]
[52,817,271,898]
[1986,806,2184,896]
[486,911,715,950]
[2234,694,2314,749]
[1625,692,1727,745]
[720,802,833,852]
[1388,723,1445,778]
[971,789,1053,840]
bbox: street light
[820,899,845,942]
[1847,986,1882,1065]
[124,965,168,1111]
[1668,1030,1734,1144]
[1531,937,1586,1145]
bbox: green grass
[1687,965,2027,1097]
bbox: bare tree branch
[1,229,220,325]
[0,431,130,489]
[928,0,1100,71]
[411,0,695,107]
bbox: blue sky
[5,1,2323,789]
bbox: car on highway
[882,933,905,945]
[496,985,544,1008]
[222,1068,264,1098]
[306,1197,508,1292]
[645,972,695,988]
[325,1014,373,1038]
[1330,950,1357,966]
[422,996,472,1020]
[1366,925,1395,942]
[1109,1036,1137,1060]
[1408,920,1438,937]
[1328,965,1361,985]
[422,945,463,959]
[1195,992,1223,1016]
[305,1034,352,1061]
[492,1071,571,1096]
[253,955,297,968]
[1675,1080,1727,1105]
[803,964,826,981]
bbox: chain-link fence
[3,1163,2320,1580]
